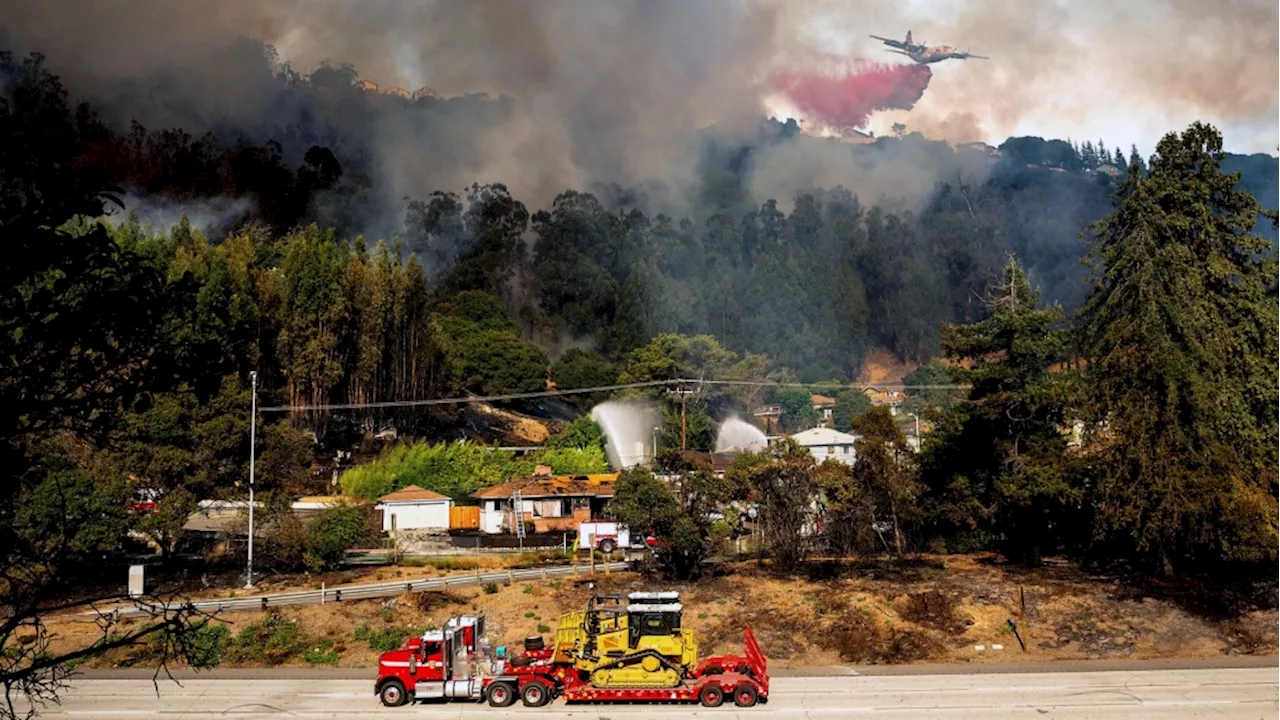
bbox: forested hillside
[2,47,1275,412]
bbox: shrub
[305,505,377,571]
[187,622,230,668]
[228,617,309,665]
[353,623,410,652]
[302,638,342,665]
[482,582,499,594]
[537,624,551,634]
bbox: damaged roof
[472,473,619,500]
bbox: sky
[768,0,1279,156]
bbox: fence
[112,561,631,618]
[449,506,480,530]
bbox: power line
[259,377,972,413]
[258,379,675,413]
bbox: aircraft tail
[906,30,913,45]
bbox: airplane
[869,31,989,65]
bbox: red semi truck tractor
[374,608,769,709]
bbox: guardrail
[114,561,631,617]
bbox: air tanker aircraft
[870,31,989,65]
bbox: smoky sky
[780,0,1279,153]
[1,0,1274,219]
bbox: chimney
[534,465,552,477]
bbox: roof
[811,394,836,407]
[789,427,859,446]
[377,485,451,503]
[472,473,619,500]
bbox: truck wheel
[379,680,408,707]
[733,684,758,708]
[702,665,724,676]
[599,539,617,554]
[521,680,551,707]
[487,682,516,708]
[699,685,724,708]
[524,635,546,651]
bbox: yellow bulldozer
[552,591,698,688]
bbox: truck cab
[375,614,495,706]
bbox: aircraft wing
[870,35,908,50]
[961,53,989,60]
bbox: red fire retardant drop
[768,62,933,132]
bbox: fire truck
[374,592,768,708]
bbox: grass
[353,623,410,652]
[225,617,310,666]
[302,638,342,665]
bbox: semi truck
[374,591,767,708]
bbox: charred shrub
[899,590,970,635]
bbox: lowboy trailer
[374,610,768,708]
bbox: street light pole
[245,370,258,589]
[909,412,920,452]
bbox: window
[827,446,835,453]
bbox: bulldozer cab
[626,602,682,648]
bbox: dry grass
[46,553,1277,671]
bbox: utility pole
[909,412,920,452]
[667,384,696,451]
[245,370,258,589]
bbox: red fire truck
[374,609,768,709]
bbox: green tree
[740,439,819,568]
[1078,121,1279,574]
[921,257,1076,565]
[545,416,607,452]
[550,349,619,409]
[901,358,961,409]
[433,291,548,396]
[851,407,921,556]
[0,54,212,711]
[304,505,377,571]
[607,467,727,579]
[832,390,872,431]
[774,387,819,431]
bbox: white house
[788,427,859,466]
[376,485,452,532]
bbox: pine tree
[1079,121,1278,574]
[1128,144,1147,175]
[922,256,1075,565]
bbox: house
[384,86,410,99]
[787,427,859,466]
[412,86,438,100]
[862,386,904,414]
[811,394,836,426]
[472,467,618,534]
[356,79,378,92]
[376,485,452,532]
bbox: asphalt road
[27,662,1278,719]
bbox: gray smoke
[1,0,1273,227]
[104,195,255,237]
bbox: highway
[27,663,1278,719]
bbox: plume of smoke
[104,194,255,237]
[767,61,933,133]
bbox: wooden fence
[449,505,480,530]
